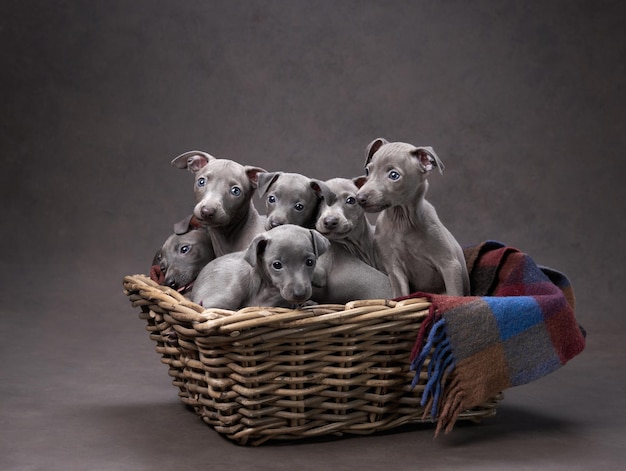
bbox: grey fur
[257,171,322,229]
[190,225,329,310]
[171,150,267,256]
[152,227,215,292]
[356,138,470,297]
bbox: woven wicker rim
[123,274,432,334]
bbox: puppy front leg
[440,260,469,296]
[388,271,410,298]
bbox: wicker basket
[123,274,501,445]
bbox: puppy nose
[290,284,309,302]
[200,206,215,219]
[269,218,284,228]
[323,216,338,229]
[356,193,368,206]
[165,277,178,289]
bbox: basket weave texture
[123,274,500,445]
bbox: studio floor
[1,265,625,471]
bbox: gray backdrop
[2,1,625,470]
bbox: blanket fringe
[410,317,459,431]
[409,296,437,361]
[436,383,465,435]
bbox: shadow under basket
[123,274,501,445]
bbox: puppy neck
[208,201,262,255]
[331,218,377,267]
[387,179,433,228]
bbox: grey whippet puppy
[257,172,322,229]
[171,150,267,257]
[190,225,329,310]
[355,138,470,297]
[151,222,215,293]
[310,177,382,271]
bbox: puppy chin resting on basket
[189,224,330,310]
[150,216,215,294]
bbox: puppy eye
[268,195,276,204]
[294,203,304,211]
[364,167,370,176]
[272,261,283,270]
[231,186,242,196]
[197,177,206,187]
[345,196,356,205]
[388,171,401,181]
[180,245,191,254]
[305,258,315,267]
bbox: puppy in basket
[150,216,215,294]
[257,171,322,229]
[310,177,382,271]
[356,138,470,298]
[171,150,267,257]
[190,225,329,310]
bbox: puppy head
[244,225,329,304]
[257,172,322,229]
[171,150,266,227]
[311,178,364,239]
[356,139,444,212]
[151,228,214,293]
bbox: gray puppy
[356,138,470,297]
[190,225,329,310]
[257,171,322,229]
[310,177,382,271]
[171,150,266,257]
[151,224,215,293]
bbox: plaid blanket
[405,241,586,435]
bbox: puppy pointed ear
[353,176,368,189]
[245,166,267,188]
[364,138,389,166]
[309,230,330,258]
[257,172,282,196]
[244,234,268,267]
[171,150,215,173]
[411,146,445,175]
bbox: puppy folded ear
[257,172,282,196]
[173,215,194,235]
[309,230,330,258]
[245,166,267,188]
[411,146,445,175]
[310,179,335,204]
[353,175,368,189]
[364,138,389,166]
[173,214,204,234]
[244,234,268,267]
[171,150,215,172]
